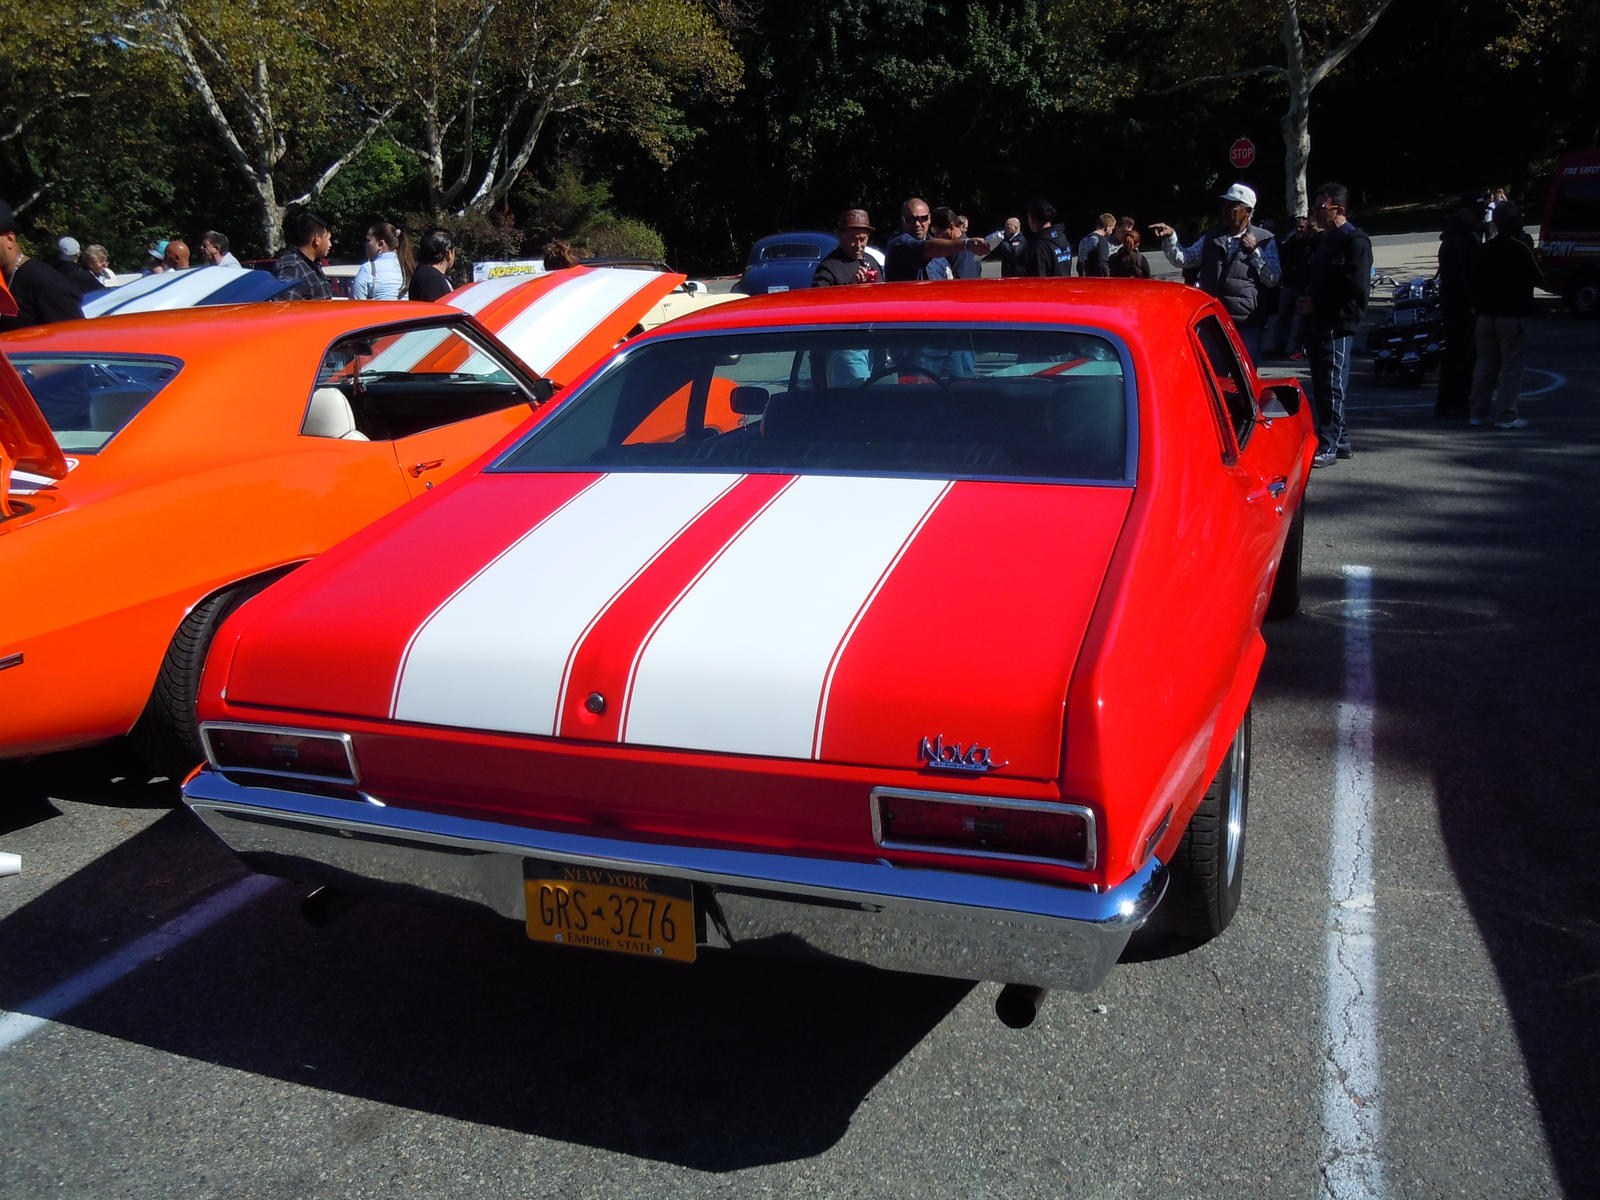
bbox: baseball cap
[836,208,873,232]
[146,240,168,260]
[58,235,81,260]
[1220,183,1257,209]
[0,198,15,234]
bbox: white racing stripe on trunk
[488,270,661,374]
[623,475,951,759]
[392,473,743,735]
[444,274,533,316]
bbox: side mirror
[530,377,560,405]
[1260,382,1302,418]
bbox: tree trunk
[1278,0,1311,218]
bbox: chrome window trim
[870,786,1097,872]
[199,721,360,787]
[486,319,1140,484]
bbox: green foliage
[410,208,527,281]
[583,216,667,261]
[316,138,425,248]
[514,169,619,244]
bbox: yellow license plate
[524,868,696,963]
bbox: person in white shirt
[351,221,409,300]
[199,231,243,268]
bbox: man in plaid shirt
[276,211,335,300]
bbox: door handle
[1248,476,1288,503]
[409,458,445,477]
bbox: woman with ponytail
[352,221,410,300]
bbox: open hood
[212,472,1133,780]
[1,353,67,516]
[445,266,684,385]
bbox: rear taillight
[871,787,1095,870]
[202,723,357,784]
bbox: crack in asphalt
[1319,565,1387,1200]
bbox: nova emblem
[918,735,1007,774]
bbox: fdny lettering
[918,734,1006,773]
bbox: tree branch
[1152,61,1286,96]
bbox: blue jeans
[1310,332,1353,452]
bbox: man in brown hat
[813,209,883,287]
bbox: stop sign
[1230,138,1257,169]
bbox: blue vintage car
[734,231,884,294]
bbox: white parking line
[1356,367,1565,411]
[1321,564,1387,1198]
[0,874,277,1052]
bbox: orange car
[1,269,684,773]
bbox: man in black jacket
[0,199,84,330]
[1019,197,1072,277]
[812,209,882,287]
[1300,182,1372,467]
[1468,204,1543,429]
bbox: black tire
[129,575,283,779]
[1265,502,1304,620]
[1159,707,1251,944]
[1568,269,1600,318]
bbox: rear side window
[496,327,1132,483]
[1193,316,1256,453]
[5,353,181,453]
[310,322,535,440]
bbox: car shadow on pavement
[1267,319,1600,1196]
[1,741,179,831]
[0,814,972,1168]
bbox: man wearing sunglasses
[1299,181,1373,467]
[884,197,992,282]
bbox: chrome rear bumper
[182,770,1166,992]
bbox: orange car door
[390,405,533,499]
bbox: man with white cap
[1151,182,1281,360]
[51,235,104,295]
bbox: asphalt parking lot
[3,258,1597,1199]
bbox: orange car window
[6,354,181,454]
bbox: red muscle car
[181,280,1314,1023]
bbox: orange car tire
[128,572,290,780]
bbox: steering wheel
[862,364,946,388]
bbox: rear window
[5,353,181,453]
[757,242,827,262]
[495,327,1131,483]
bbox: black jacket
[1307,222,1373,336]
[812,248,879,286]
[1020,226,1072,277]
[0,258,84,330]
[1472,230,1543,317]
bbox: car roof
[649,278,1217,343]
